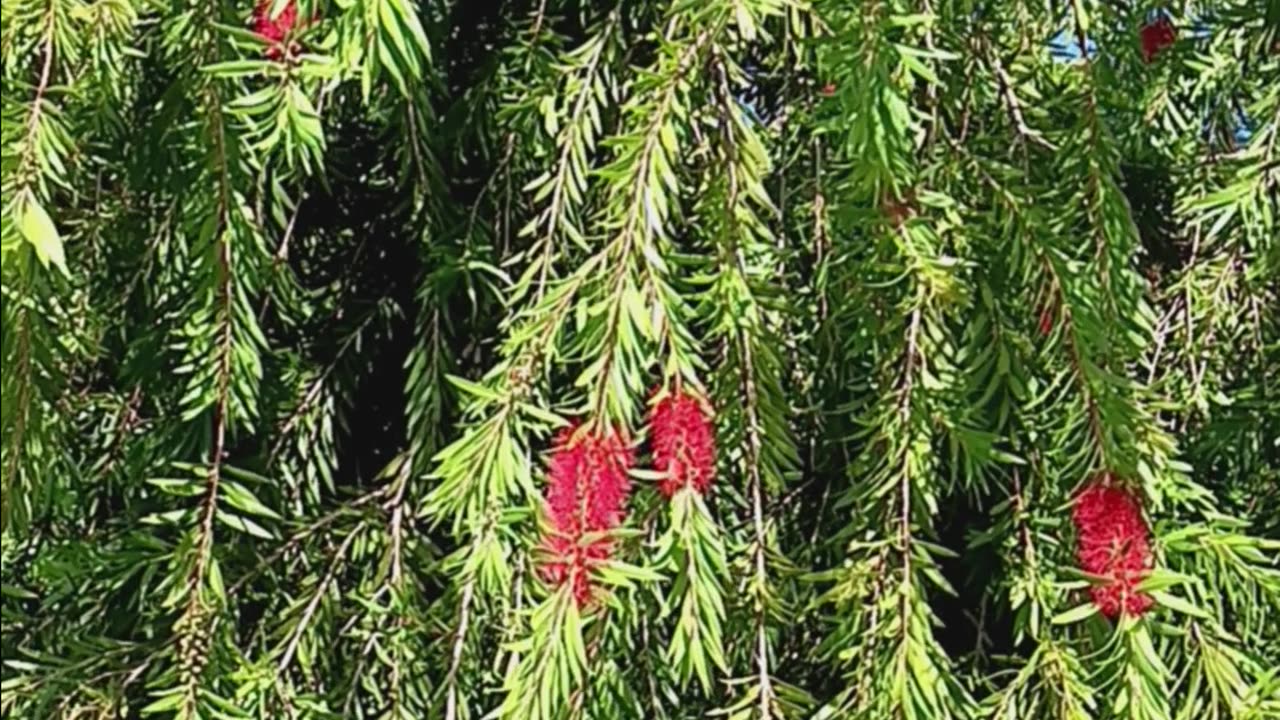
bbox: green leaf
[518,402,568,428]
[139,692,184,714]
[216,509,275,539]
[1135,569,1197,593]
[17,196,66,273]
[446,374,502,402]
[202,59,272,77]
[1052,602,1099,625]
[222,480,282,520]
[1151,591,1212,620]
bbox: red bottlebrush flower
[540,425,634,607]
[1071,479,1155,619]
[819,83,837,97]
[253,0,298,59]
[1139,17,1177,63]
[650,390,716,498]
[1038,305,1055,336]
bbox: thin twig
[988,49,1057,152]
[276,525,363,673]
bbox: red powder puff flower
[253,0,299,59]
[540,424,633,607]
[650,390,716,498]
[1139,16,1177,64]
[1072,479,1155,619]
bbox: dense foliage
[2,0,1278,718]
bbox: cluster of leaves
[2,1,1277,719]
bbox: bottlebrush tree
[1,0,1278,719]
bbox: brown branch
[713,49,778,716]
[1,308,34,528]
[895,307,921,707]
[184,89,235,605]
[18,5,56,182]
[589,29,713,426]
[266,309,379,466]
[2,4,59,525]
[276,525,363,673]
[949,139,1111,469]
[226,487,385,597]
[988,48,1057,152]
[443,577,476,720]
[529,14,617,299]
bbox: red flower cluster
[1139,17,1177,63]
[1072,479,1155,619]
[650,391,716,498]
[540,426,633,607]
[253,0,298,59]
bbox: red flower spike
[650,391,716,498]
[1139,17,1177,64]
[1038,305,1055,337]
[253,0,299,59]
[540,425,634,607]
[1072,479,1155,619]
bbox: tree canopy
[1,1,1278,719]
